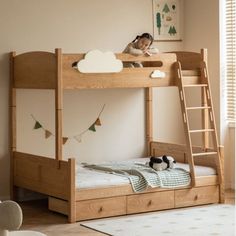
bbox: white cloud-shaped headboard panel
[76,50,123,73]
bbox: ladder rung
[189,129,214,133]
[183,84,208,88]
[182,70,200,76]
[186,106,211,110]
[192,152,218,157]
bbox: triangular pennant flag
[95,118,101,126]
[45,130,52,139]
[63,137,69,145]
[34,121,42,129]
[74,135,82,143]
[88,124,96,132]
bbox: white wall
[184,0,235,189]
[0,0,184,199]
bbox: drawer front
[175,185,219,208]
[76,196,126,221]
[127,190,174,214]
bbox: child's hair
[132,33,154,45]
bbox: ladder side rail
[175,61,196,187]
[200,61,223,184]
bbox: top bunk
[10,49,205,90]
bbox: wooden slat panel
[151,141,218,169]
[14,52,56,89]
[13,152,73,200]
[169,51,202,70]
[62,53,177,89]
[150,141,186,162]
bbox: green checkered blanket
[82,162,191,193]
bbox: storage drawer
[127,190,174,214]
[49,197,68,215]
[76,196,126,221]
[175,185,219,208]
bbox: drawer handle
[194,195,198,200]
[147,200,152,206]
[98,206,103,213]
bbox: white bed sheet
[76,158,216,189]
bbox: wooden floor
[20,189,235,236]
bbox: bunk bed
[9,49,224,223]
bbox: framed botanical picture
[152,0,182,41]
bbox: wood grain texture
[9,51,16,200]
[55,49,63,162]
[169,51,202,70]
[18,191,234,236]
[175,186,219,207]
[13,152,72,200]
[76,196,126,221]
[11,49,224,223]
[62,53,177,89]
[146,88,153,155]
[14,51,56,89]
[127,191,174,214]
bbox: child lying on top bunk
[123,33,159,68]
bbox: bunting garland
[31,104,105,145]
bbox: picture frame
[152,0,182,41]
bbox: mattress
[76,158,216,189]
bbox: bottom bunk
[12,141,224,223]
[49,158,220,221]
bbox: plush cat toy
[149,155,176,171]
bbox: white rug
[81,204,235,236]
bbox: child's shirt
[123,42,159,56]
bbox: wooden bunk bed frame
[9,49,224,223]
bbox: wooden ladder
[175,61,223,187]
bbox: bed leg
[68,212,76,223]
[219,146,225,203]
[68,158,76,223]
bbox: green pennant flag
[34,121,42,129]
[89,124,96,132]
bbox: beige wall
[0,0,184,199]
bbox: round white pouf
[10,231,46,236]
